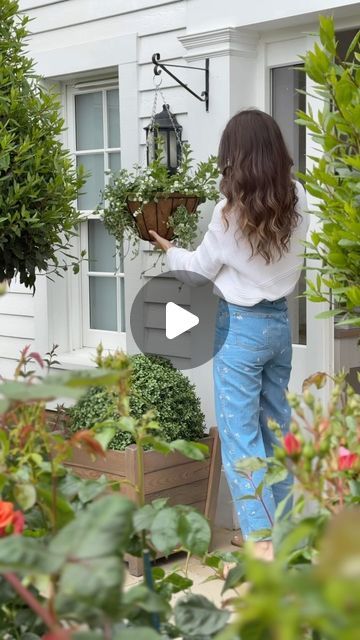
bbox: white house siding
[0,280,35,379]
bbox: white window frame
[66,82,126,351]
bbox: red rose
[338,446,359,471]
[284,433,302,456]
[0,501,15,529]
[0,501,25,536]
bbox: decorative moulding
[178,27,259,62]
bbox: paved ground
[125,527,242,607]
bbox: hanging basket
[126,193,200,241]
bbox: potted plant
[100,143,219,252]
[66,348,222,575]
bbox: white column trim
[179,27,259,61]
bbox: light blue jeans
[213,297,293,540]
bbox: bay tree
[296,17,360,325]
[0,0,86,290]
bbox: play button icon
[166,302,199,339]
[130,269,230,370]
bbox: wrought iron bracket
[152,53,209,111]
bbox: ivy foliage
[0,0,86,289]
[67,354,206,450]
[296,17,360,324]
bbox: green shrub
[0,0,85,289]
[296,17,360,324]
[67,354,206,450]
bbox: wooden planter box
[127,193,200,241]
[66,427,221,576]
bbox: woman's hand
[149,230,174,252]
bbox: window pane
[271,65,306,174]
[88,220,116,272]
[109,152,121,173]
[77,154,104,210]
[271,65,306,345]
[75,92,104,150]
[107,89,120,148]
[89,277,117,330]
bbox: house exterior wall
[1,0,359,399]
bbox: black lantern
[144,104,182,175]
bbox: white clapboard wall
[0,279,35,379]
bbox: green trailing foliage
[296,16,360,324]
[0,0,86,289]
[100,143,219,253]
[67,352,206,450]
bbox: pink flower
[338,446,359,471]
[284,433,302,456]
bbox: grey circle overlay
[130,269,230,370]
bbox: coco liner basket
[127,193,200,241]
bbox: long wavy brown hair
[218,109,300,263]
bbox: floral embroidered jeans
[213,297,293,540]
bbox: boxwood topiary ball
[67,353,205,451]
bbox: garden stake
[143,549,161,632]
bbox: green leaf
[133,504,157,532]
[316,309,343,320]
[235,457,267,475]
[319,15,336,55]
[345,29,360,60]
[221,561,246,593]
[14,483,36,510]
[152,566,165,580]
[264,464,289,487]
[0,399,9,414]
[50,494,135,558]
[150,507,180,555]
[0,536,62,574]
[122,584,170,614]
[78,475,108,503]
[36,485,75,528]
[170,439,208,460]
[57,556,124,616]
[92,424,117,449]
[179,510,211,556]
[174,594,230,637]
[113,629,161,640]
[162,571,193,593]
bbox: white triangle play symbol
[165,302,199,340]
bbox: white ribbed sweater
[166,181,309,306]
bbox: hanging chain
[146,76,161,153]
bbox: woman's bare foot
[252,540,274,561]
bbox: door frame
[256,28,334,392]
